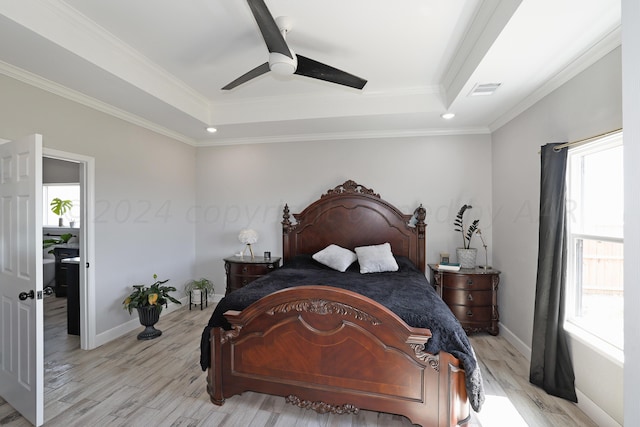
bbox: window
[43,184,80,227]
[566,132,623,351]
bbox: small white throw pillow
[312,244,357,272]
[354,243,399,273]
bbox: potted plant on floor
[184,278,214,310]
[454,204,480,268]
[123,274,181,340]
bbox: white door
[0,134,43,426]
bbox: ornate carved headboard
[282,180,427,272]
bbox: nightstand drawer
[442,274,493,290]
[228,262,275,276]
[224,255,281,295]
[442,289,493,306]
[230,274,260,288]
[448,305,493,323]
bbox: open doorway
[43,148,96,351]
[42,157,81,352]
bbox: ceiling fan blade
[295,55,367,90]
[221,62,271,90]
[247,0,292,58]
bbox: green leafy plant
[123,274,181,314]
[454,204,480,249]
[43,233,73,250]
[50,198,73,216]
[184,278,215,296]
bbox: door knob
[19,290,35,300]
[44,286,54,296]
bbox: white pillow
[312,244,357,272]
[354,243,399,274]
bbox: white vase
[456,248,477,269]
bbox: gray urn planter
[136,306,162,340]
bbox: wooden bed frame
[207,180,470,427]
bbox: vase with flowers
[123,274,181,340]
[454,204,480,268]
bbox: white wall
[0,73,197,336]
[194,135,493,295]
[622,0,640,424]
[492,46,623,424]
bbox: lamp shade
[238,229,258,244]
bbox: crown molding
[0,61,197,146]
[0,0,210,123]
[197,126,490,147]
[490,25,621,132]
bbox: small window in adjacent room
[43,183,80,227]
[566,131,623,351]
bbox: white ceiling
[0,0,621,146]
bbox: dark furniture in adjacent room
[53,245,79,297]
[223,255,281,295]
[61,256,80,335]
[430,265,501,335]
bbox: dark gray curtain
[529,143,578,403]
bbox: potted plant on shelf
[50,197,73,227]
[184,278,215,310]
[454,204,480,268]
[123,274,181,340]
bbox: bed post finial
[414,204,426,273]
[414,204,426,228]
[282,204,293,263]
[282,204,292,232]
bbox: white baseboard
[498,323,621,427]
[94,297,189,348]
[575,389,622,427]
[498,323,531,360]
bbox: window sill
[564,322,624,367]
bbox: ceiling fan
[222,0,367,91]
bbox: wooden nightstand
[429,264,501,335]
[224,255,281,295]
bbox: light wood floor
[0,295,598,427]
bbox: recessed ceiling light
[441,113,456,120]
[469,83,501,96]
[206,127,217,133]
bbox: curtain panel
[529,143,578,402]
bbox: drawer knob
[242,279,249,285]
[466,310,474,317]
[467,293,474,301]
[242,267,248,273]
[467,279,474,286]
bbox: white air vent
[469,83,501,96]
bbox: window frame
[42,183,81,227]
[564,131,623,358]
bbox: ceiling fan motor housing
[269,51,297,75]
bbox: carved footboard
[207,286,470,427]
